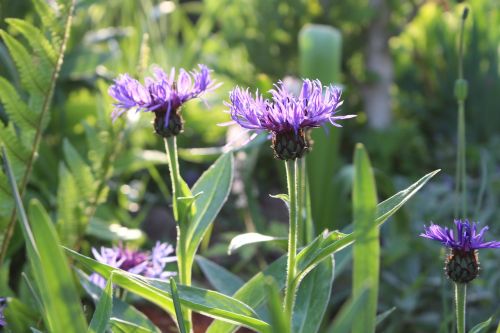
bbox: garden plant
[0,0,499,333]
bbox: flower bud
[445,249,479,284]
[271,129,310,160]
[153,110,184,138]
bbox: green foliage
[88,275,113,333]
[67,248,272,333]
[352,144,379,333]
[2,148,87,333]
[196,256,244,296]
[0,0,74,258]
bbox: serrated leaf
[0,77,37,131]
[57,163,81,247]
[0,30,47,93]
[63,139,96,201]
[6,18,57,65]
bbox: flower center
[153,106,184,138]
[271,129,310,160]
[445,249,479,283]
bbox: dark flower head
[89,242,177,288]
[225,79,355,160]
[421,219,500,283]
[109,64,220,137]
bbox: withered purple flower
[109,64,220,137]
[421,219,500,283]
[89,242,177,288]
[225,79,355,160]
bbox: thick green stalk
[284,159,299,319]
[455,283,466,333]
[164,136,192,332]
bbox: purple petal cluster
[108,64,220,121]
[226,79,355,134]
[421,219,500,251]
[0,298,5,327]
[90,242,177,288]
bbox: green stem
[164,136,192,332]
[455,283,466,333]
[284,159,299,319]
[297,158,305,246]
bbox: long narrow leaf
[67,249,270,333]
[170,278,187,333]
[352,144,379,333]
[207,169,438,333]
[327,288,370,333]
[88,273,114,333]
[1,147,87,333]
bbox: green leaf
[67,249,271,333]
[57,163,81,247]
[4,298,39,333]
[352,144,379,333]
[109,318,157,333]
[469,317,492,333]
[2,147,87,333]
[0,77,37,132]
[228,232,287,255]
[206,256,288,333]
[265,278,290,333]
[88,273,114,333]
[196,255,244,295]
[6,18,57,65]
[376,307,396,326]
[170,278,187,333]
[63,139,96,200]
[292,257,334,333]
[86,219,145,242]
[326,288,370,333]
[184,152,234,262]
[207,169,438,333]
[77,270,161,333]
[0,30,47,92]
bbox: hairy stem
[455,283,466,333]
[284,159,299,319]
[0,0,76,265]
[164,136,192,332]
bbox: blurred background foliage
[0,0,499,332]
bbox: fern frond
[6,18,58,66]
[0,125,31,180]
[57,163,81,247]
[0,31,48,93]
[63,140,97,201]
[0,77,38,132]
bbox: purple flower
[0,298,5,327]
[89,242,177,288]
[225,79,355,160]
[421,219,500,283]
[421,219,500,251]
[108,64,220,137]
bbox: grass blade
[88,273,114,333]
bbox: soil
[136,303,255,333]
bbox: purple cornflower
[421,219,500,283]
[0,298,5,327]
[225,79,355,160]
[89,242,177,288]
[108,64,220,137]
